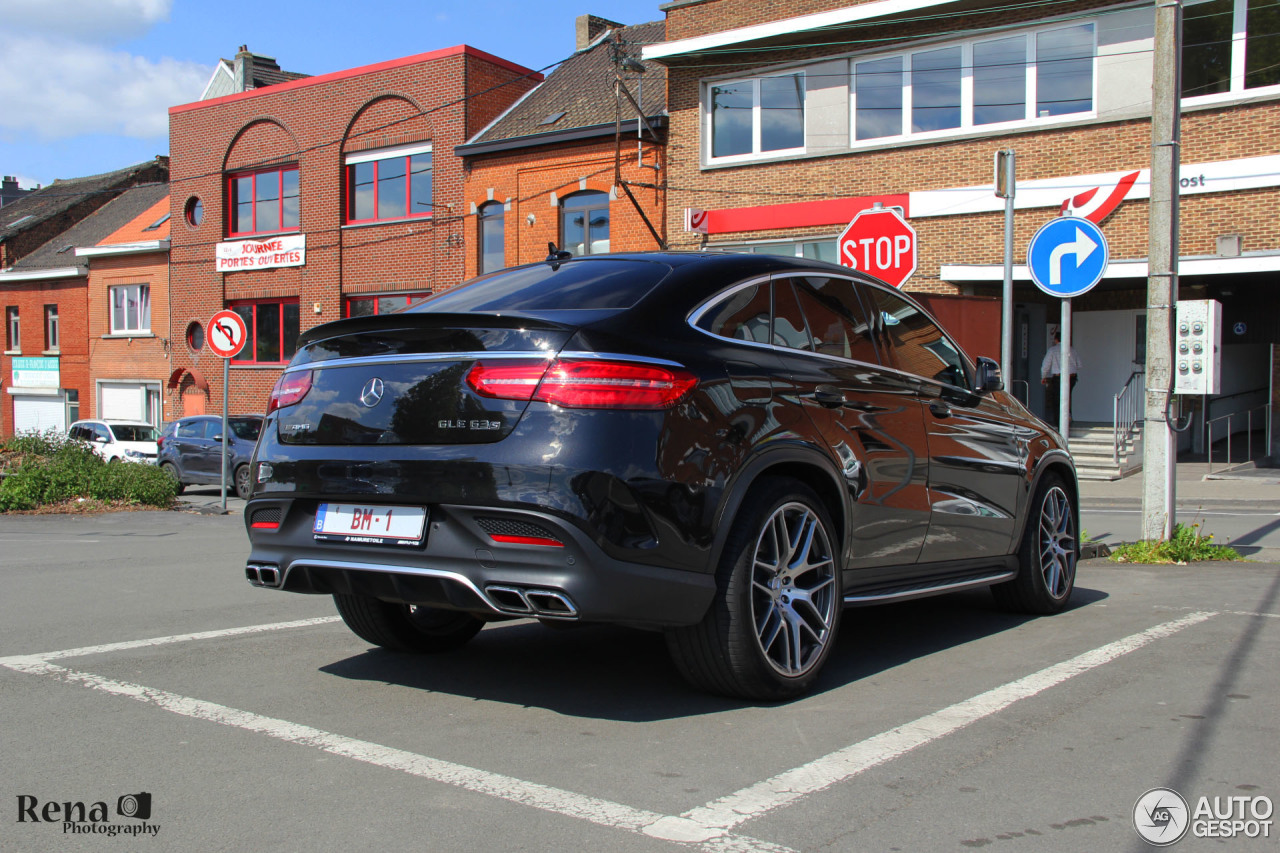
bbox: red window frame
[229,298,300,365]
[344,149,433,225]
[344,292,431,318]
[227,166,299,237]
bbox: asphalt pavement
[2,509,1276,852]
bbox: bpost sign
[216,234,305,272]
[838,207,917,288]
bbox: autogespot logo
[1134,788,1191,846]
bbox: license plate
[314,503,427,546]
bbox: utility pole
[995,150,1016,387]
[1143,0,1182,540]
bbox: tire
[992,474,1078,614]
[332,594,484,653]
[233,463,252,501]
[160,462,185,495]
[666,478,842,700]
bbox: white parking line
[0,611,1220,850]
[679,611,1217,833]
[23,616,343,662]
[0,655,793,853]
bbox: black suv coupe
[244,252,1078,699]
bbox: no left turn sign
[208,309,247,359]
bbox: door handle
[929,402,952,418]
[812,386,846,408]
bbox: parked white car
[68,419,159,464]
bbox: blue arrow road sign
[1027,216,1109,298]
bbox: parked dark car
[243,252,1078,699]
[159,415,263,500]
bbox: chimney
[576,14,623,51]
[233,44,253,92]
[2,176,16,192]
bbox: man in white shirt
[1040,331,1081,426]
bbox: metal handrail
[1207,402,1273,473]
[1010,379,1030,406]
[1113,370,1145,465]
[1205,385,1269,420]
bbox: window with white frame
[709,72,805,160]
[851,23,1095,144]
[5,306,18,352]
[110,284,151,334]
[1183,0,1280,98]
[345,143,433,224]
[44,304,58,351]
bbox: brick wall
[662,37,1280,297]
[1,279,89,436]
[84,251,171,421]
[463,138,667,276]
[167,47,538,418]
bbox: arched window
[560,191,609,256]
[479,201,505,273]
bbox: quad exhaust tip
[485,585,578,619]
[246,562,282,588]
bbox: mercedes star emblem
[359,377,385,408]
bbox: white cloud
[0,0,172,42]
[0,34,207,140]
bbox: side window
[790,276,879,363]
[177,420,205,439]
[861,286,970,390]
[771,280,813,351]
[695,283,772,343]
[95,424,113,443]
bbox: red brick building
[646,0,1280,468]
[76,191,172,426]
[166,45,540,418]
[458,16,668,274]
[1,182,170,435]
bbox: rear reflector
[251,521,280,530]
[467,358,695,410]
[267,370,312,413]
[489,533,565,548]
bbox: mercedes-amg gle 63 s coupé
[244,252,1078,700]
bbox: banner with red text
[216,234,306,272]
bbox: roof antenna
[545,242,572,268]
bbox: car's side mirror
[974,357,1003,393]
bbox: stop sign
[837,207,917,288]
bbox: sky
[0,0,667,188]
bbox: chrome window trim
[686,269,976,394]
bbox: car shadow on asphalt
[318,585,1109,721]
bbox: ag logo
[1134,787,1190,846]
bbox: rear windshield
[229,417,262,441]
[411,259,671,313]
[110,424,157,442]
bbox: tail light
[267,370,313,413]
[467,358,696,410]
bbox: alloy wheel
[1038,486,1076,599]
[749,502,838,677]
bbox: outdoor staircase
[1068,423,1143,481]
